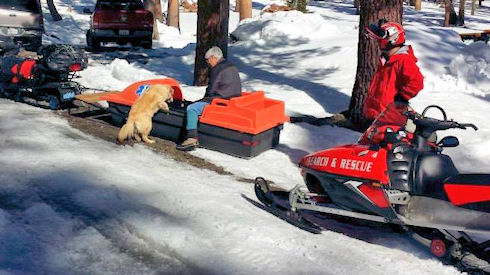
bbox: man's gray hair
[205,46,223,60]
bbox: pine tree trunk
[354,0,360,14]
[155,0,163,23]
[415,0,422,10]
[348,0,403,125]
[47,0,62,21]
[443,0,457,26]
[444,0,451,26]
[167,0,180,29]
[458,0,466,26]
[239,0,252,21]
[144,0,160,39]
[194,0,229,86]
[471,0,477,15]
[235,0,240,12]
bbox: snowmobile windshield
[359,103,409,145]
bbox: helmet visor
[365,24,386,40]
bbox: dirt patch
[57,107,255,183]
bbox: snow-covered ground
[1,0,489,273]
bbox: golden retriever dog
[117,84,174,144]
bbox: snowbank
[78,59,158,92]
[449,41,490,96]
[231,11,341,42]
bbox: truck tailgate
[94,10,152,29]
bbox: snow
[449,41,490,95]
[232,11,341,41]
[0,99,460,275]
[1,0,489,273]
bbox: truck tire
[86,31,100,52]
[141,38,152,49]
[27,36,42,52]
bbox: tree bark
[348,0,403,125]
[194,0,229,86]
[235,0,240,12]
[354,0,360,14]
[144,0,160,39]
[239,0,252,21]
[414,0,422,10]
[471,0,477,15]
[443,0,457,26]
[155,0,163,23]
[458,0,466,26]
[47,0,62,21]
[167,0,180,29]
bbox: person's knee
[187,102,207,116]
[187,104,199,115]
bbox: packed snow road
[0,99,462,274]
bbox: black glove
[394,94,408,104]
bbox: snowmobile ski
[254,177,322,234]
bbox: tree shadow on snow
[307,0,359,17]
[474,93,490,103]
[229,37,350,114]
[0,167,212,274]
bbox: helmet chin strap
[381,43,405,59]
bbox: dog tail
[117,119,134,143]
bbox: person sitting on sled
[363,19,424,125]
[177,46,242,151]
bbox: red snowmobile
[255,103,490,273]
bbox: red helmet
[366,21,405,50]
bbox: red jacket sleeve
[398,58,424,100]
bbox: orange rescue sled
[101,78,288,157]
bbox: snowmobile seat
[444,174,490,186]
[443,174,490,212]
[412,153,459,199]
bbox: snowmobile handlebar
[405,106,478,138]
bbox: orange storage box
[197,91,289,157]
[200,91,289,135]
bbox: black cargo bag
[0,56,23,83]
[38,45,88,72]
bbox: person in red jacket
[364,20,424,122]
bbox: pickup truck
[86,0,154,51]
[0,0,43,52]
